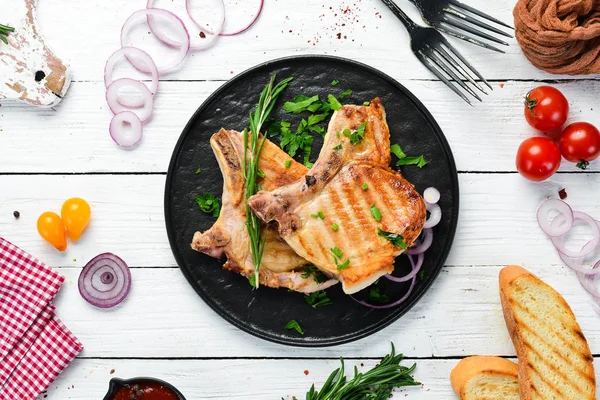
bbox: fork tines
[416,37,491,105]
[436,0,513,53]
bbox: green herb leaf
[248,274,256,287]
[285,320,304,335]
[195,168,202,175]
[333,144,342,150]
[397,155,428,168]
[0,24,15,45]
[349,122,367,145]
[311,213,319,218]
[368,286,390,303]
[363,101,370,106]
[305,290,333,308]
[327,94,342,111]
[390,143,407,160]
[362,183,368,190]
[285,159,292,168]
[257,169,265,178]
[418,270,425,280]
[331,247,343,259]
[339,89,352,100]
[377,227,407,250]
[336,259,350,270]
[317,211,325,219]
[370,203,382,222]
[283,95,319,114]
[331,79,339,86]
[193,193,221,217]
[307,113,327,126]
[301,265,328,284]
[331,223,339,231]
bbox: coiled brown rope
[514,0,600,75]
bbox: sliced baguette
[451,356,520,399]
[500,265,596,399]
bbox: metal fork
[408,0,513,52]
[381,0,491,105]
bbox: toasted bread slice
[451,356,520,399]
[500,265,596,399]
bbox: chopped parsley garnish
[369,286,390,303]
[311,213,319,218]
[193,193,221,217]
[331,79,339,86]
[195,168,202,174]
[327,94,342,111]
[305,290,333,308]
[333,144,343,150]
[331,247,343,259]
[418,270,425,280]
[257,169,265,178]
[331,223,339,231]
[285,159,292,168]
[339,89,352,100]
[283,95,319,114]
[370,203,382,222]
[301,265,328,284]
[363,101,371,106]
[377,227,407,250]
[285,320,304,335]
[308,113,327,126]
[362,183,369,190]
[349,122,367,145]
[336,259,350,270]
[391,143,428,168]
[278,118,314,167]
[317,211,325,219]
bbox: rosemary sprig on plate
[244,74,293,288]
[0,24,15,45]
[301,344,419,400]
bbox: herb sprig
[244,75,293,288]
[391,143,428,168]
[285,320,304,335]
[0,24,14,45]
[193,193,221,217]
[301,343,420,400]
[305,290,333,308]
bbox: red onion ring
[121,8,190,74]
[407,228,433,255]
[385,253,424,283]
[78,253,131,308]
[537,198,574,237]
[194,0,263,36]
[423,187,440,205]
[560,252,600,276]
[550,211,600,259]
[351,272,416,309]
[424,203,441,229]
[106,78,154,123]
[110,111,143,148]
[185,0,225,48]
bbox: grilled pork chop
[191,129,338,293]
[249,99,426,294]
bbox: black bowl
[102,377,186,400]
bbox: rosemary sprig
[302,344,420,400]
[0,24,15,45]
[244,74,293,288]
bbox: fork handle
[380,0,418,32]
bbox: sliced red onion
[559,253,600,276]
[577,262,600,298]
[537,198,574,237]
[550,211,600,259]
[78,253,131,308]
[385,253,424,283]
[110,111,143,148]
[185,0,226,49]
[193,0,263,36]
[104,47,159,108]
[424,203,441,229]
[423,187,440,205]
[106,78,154,123]
[121,8,190,74]
[351,274,416,309]
[407,228,433,255]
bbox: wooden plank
[1,173,598,268]
[45,357,600,399]
[32,0,588,82]
[0,80,599,173]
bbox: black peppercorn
[13,211,20,219]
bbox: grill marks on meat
[191,128,338,293]
[249,99,426,294]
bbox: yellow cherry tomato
[61,198,91,241]
[37,212,67,251]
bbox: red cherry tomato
[524,86,569,132]
[37,212,67,251]
[516,137,562,181]
[558,122,600,169]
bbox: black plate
[164,55,459,347]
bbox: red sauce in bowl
[112,383,179,400]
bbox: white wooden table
[1,0,600,398]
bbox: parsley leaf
[331,247,343,259]
[369,286,390,303]
[370,203,382,222]
[418,270,425,280]
[396,155,428,168]
[377,227,407,250]
[349,122,367,145]
[331,79,339,86]
[390,143,407,159]
[283,95,320,114]
[285,320,304,335]
[331,223,339,231]
[193,193,221,217]
[307,113,327,126]
[336,259,350,270]
[363,101,371,106]
[339,89,352,100]
[333,144,343,150]
[317,211,325,219]
[362,183,368,190]
[327,94,342,111]
[301,265,328,284]
[305,290,333,308]
[195,168,202,175]
[285,159,291,168]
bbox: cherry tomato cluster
[517,86,600,181]
[37,198,91,251]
